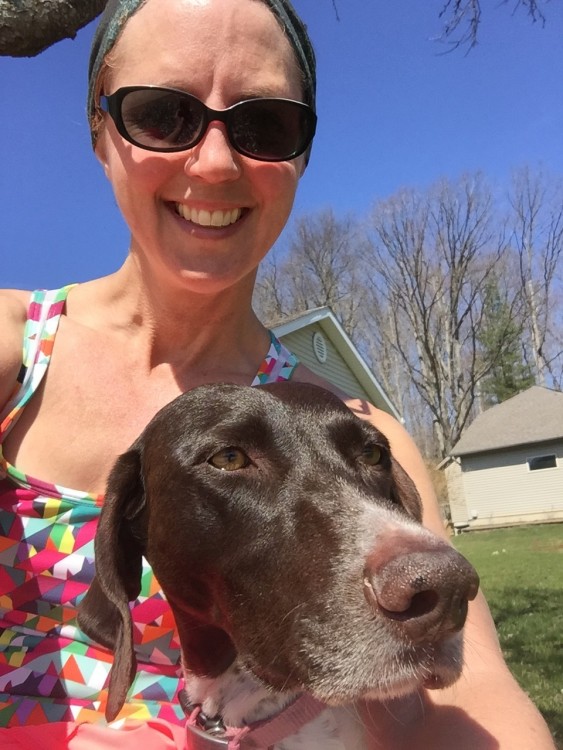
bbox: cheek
[97,126,176,196]
[254,160,302,221]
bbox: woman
[0,0,555,747]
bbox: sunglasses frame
[99,85,317,162]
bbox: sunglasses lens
[231,99,314,160]
[107,87,316,160]
[120,89,203,150]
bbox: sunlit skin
[95,0,306,298]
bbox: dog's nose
[363,547,479,643]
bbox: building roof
[270,307,401,420]
[451,386,563,457]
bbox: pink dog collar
[182,691,327,749]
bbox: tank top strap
[0,286,75,441]
[251,331,299,385]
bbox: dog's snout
[363,547,479,643]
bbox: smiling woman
[88,0,311,295]
[0,0,556,748]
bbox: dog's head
[78,382,478,721]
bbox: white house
[445,386,563,530]
[271,307,400,419]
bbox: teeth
[176,204,242,227]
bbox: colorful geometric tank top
[0,286,299,728]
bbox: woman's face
[95,0,307,295]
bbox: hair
[88,0,316,148]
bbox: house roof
[269,307,402,421]
[450,385,563,457]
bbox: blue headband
[87,0,316,145]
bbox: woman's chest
[3,350,185,497]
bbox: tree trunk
[0,0,106,57]
[510,167,563,388]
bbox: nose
[363,547,479,643]
[184,123,241,183]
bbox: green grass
[453,524,563,747]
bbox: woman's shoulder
[0,288,31,306]
[0,289,32,408]
[0,289,31,338]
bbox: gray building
[444,386,563,530]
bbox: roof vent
[312,332,328,363]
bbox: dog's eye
[208,447,250,471]
[358,445,383,466]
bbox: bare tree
[509,167,563,388]
[358,291,441,454]
[254,172,558,460]
[254,209,367,336]
[363,174,514,456]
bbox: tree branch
[0,0,107,57]
[437,0,548,50]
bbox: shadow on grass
[542,710,563,750]
[488,586,563,745]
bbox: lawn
[453,523,563,748]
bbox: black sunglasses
[99,86,317,162]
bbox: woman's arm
[349,401,556,749]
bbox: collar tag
[186,721,230,749]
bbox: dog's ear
[77,448,146,722]
[390,457,423,522]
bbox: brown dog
[78,382,478,748]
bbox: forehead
[150,383,375,457]
[108,0,303,99]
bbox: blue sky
[1,0,562,290]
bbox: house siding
[459,439,563,528]
[444,459,469,524]
[279,325,372,402]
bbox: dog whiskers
[278,601,307,625]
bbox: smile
[175,204,243,227]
